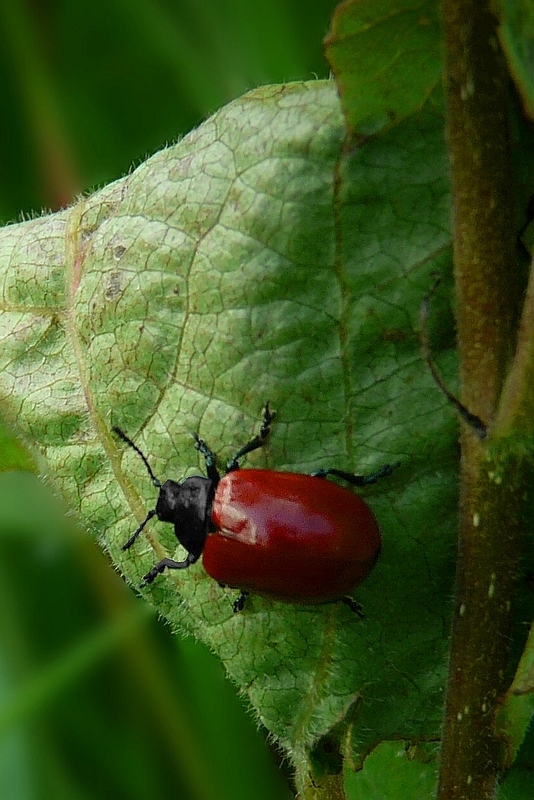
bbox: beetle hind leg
[233,590,250,613]
[311,461,400,486]
[337,596,365,618]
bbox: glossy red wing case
[203,469,381,603]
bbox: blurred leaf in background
[0,0,336,215]
[0,0,337,797]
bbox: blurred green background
[0,1,338,797]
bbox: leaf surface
[0,81,456,761]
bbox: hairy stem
[438,1,525,798]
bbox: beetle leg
[337,596,365,618]
[226,402,276,472]
[140,552,198,587]
[311,461,400,486]
[192,433,221,483]
[232,590,250,613]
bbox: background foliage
[1,2,534,800]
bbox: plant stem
[438,1,525,798]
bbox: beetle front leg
[192,433,220,483]
[140,552,198,587]
[226,402,276,472]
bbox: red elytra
[204,469,381,603]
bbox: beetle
[113,404,398,612]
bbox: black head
[113,427,214,562]
[155,476,214,560]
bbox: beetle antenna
[122,509,157,550]
[113,427,162,487]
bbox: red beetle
[114,405,398,612]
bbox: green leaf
[344,740,438,799]
[496,0,534,122]
[0,419,37,472]
[0,80,455,776]
[324,0,443,135]
[497,621,534,765]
